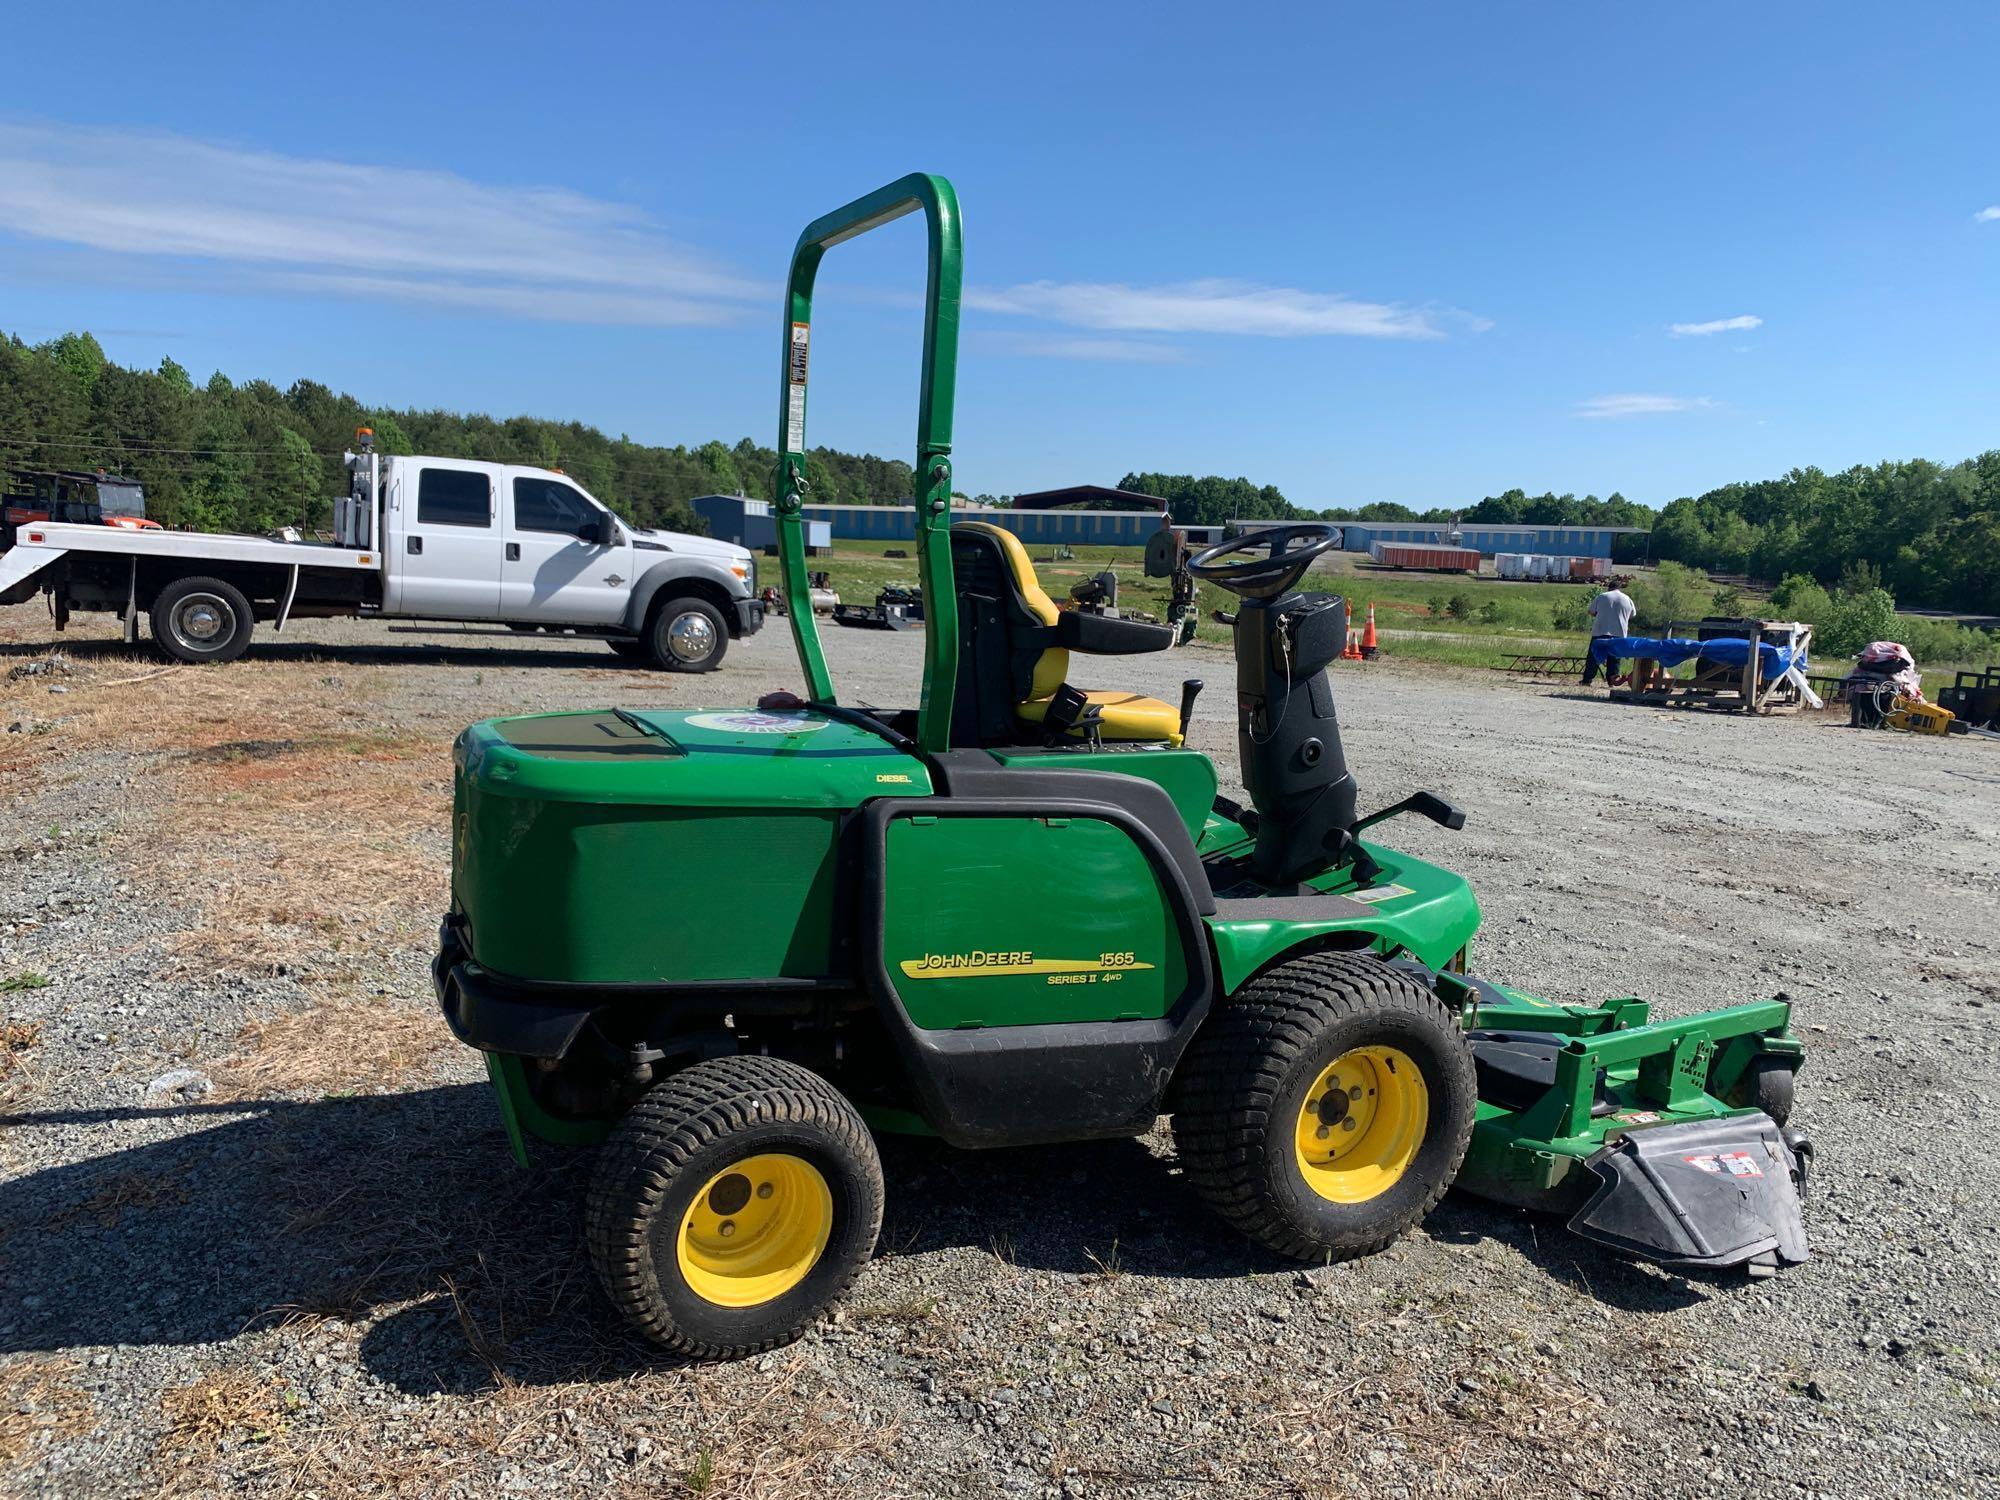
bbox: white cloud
[1669,314,1762,337]
[1575,393,1717,419]
[0,121,763,324]
[974,331,1192,363]
[0,121,1488,344]
[1976,206,2000,223]
[966,278,1467,339]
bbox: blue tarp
[1588,635,1806,680]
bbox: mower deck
[1441,975,1809,1273]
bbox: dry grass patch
[151,726,448,975]
[0,1356,93,1469]
[230,1357,902,1500]
[0,644,486,983]
[1253,1356,1621,1499]
[212,996,452,1099]
[161,1369,289,1449]
[9,653,454,977]
[44,1166,191,1230]
[0,1020,41,1082]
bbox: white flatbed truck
[0,433,763,670]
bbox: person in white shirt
[1581,579,1637,685]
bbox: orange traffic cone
[1360,603,1379,659]
[1341,627,1363,661]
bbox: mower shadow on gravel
[0,1087,1284,1396]
[0,1086,1702,1394]
[1424,1197,1711,1313]
[0,1085,620,1394]
[866,1133,1294,1282]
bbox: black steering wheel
[1187,524,1344,599]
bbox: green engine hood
[455,707,934,807]
[450,707,931,987]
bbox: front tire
[648,596,729,672]
[1173,951,1476,1262]
[585,1056,883,1357]
[151,576,255,664]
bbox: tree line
[8,330,1996,617]
[1649,458,2000,616]
[0,331,921,537]
[1128,465,1997,616]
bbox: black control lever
[1351,791,1468,835]
[1041,683,1104,748]
[1178,678,1203,740]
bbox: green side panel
[880,814,1189,1027]
[485,1053,532,1166]
[1205,843,1482,993]
[452,707,929,984]
[459,796,843,983]
[487,1053,609,1156]
[986,747,1218,840]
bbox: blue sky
[3,3,1996,511]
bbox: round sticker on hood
[683,711,829,735]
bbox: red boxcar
[1370,542,1483,572]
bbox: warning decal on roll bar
[786,323,810,451]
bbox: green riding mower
[433,175,1810,1358]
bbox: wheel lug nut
[1349,1085,1364,1100]
[1342,1118,1357,1132]
[756,1182,774,1199]
[1315,1126,1330,1140]
[718,1220,736,1237]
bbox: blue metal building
[1332,522,1642,559]
[690,494,830,550]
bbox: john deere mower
[434,175,1810,1358]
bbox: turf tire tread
[585,1055,880,1358]
[1172,950,1475,1261]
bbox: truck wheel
[585,1055,883,1357]
[1172,951,1476,1262]
[648,597,728,672]
[151,576,255,664]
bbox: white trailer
[0,435,764,671]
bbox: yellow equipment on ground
[1885,696,1955,735]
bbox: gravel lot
[0,603,1994,1498]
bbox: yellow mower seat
[948,522,1182,746]
[1017,689,1183,743]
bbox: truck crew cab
[0,432,761,670]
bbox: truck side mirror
[589,513,617,546]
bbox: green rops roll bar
[774,173,962,752]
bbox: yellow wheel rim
[1293,1046,1429,1204]
[675,1153,833,1308]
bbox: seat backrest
[948,523,1070,747]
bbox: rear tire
[648,596,728,672]
[151,576,255,664]
[1172,951,1476,1262]
[585,1056,883,1357]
